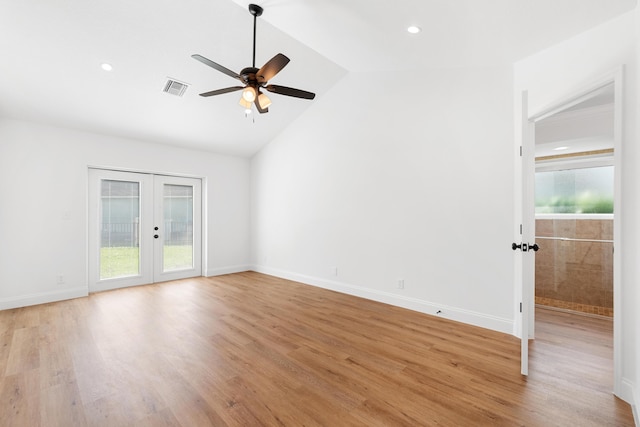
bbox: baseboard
[206,265,252,277]
[0,286,88,311]
[0,265,253,311]
[251,265,513,335]
[616,378,638,424]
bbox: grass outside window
[100,245,193,279]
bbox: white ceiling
[535,84,615,158]
[0,0,636,157]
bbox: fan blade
[199,86,244,97]
[257,54,290,82]
[254,97,269,114]
[192,54,241,81]
[266,85,316,100]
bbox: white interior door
[89,169,202,292]
[515,91,536,376]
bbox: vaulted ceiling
[0,0,636,156]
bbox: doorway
[519,72,623,396]
[88,169,202,292]
[533,83,615,318]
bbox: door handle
[512,242,539,252]
[154,234,159,239]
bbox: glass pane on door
[100,180,140,279]
[162,184,193,272]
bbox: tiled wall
[535,218,613,317]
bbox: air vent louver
[163,79,189,97]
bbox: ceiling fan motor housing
[240,67,261,84]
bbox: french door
[88,169,202,292]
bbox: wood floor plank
[5,326,40,375]
[0,373,29,426]
[134,407,183,427]
[0,330,13,377]
[0,272,634,426]
[39,377,88,426]
[168,397,228,427]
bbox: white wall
[0,118,251,309]
[514,9,638,408]
[251,66,516,333]
[636,8,640,419]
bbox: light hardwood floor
[0,272,634,426]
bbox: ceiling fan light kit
[258,92,272,109]
[242,86,256,102]
[239,98,252,109]
[192,3,315,115]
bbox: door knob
[154,234,159,239]
[512,242,539,252]
[154,226,159,231]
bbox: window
[535,166,613,214]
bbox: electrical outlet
[56,275,65,285]
[397,279,404,289]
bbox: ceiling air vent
[163,79,189,97]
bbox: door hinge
[520,146,523,157]
[520,302,522,313]
[520,224,522,235]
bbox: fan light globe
[242,87,256,102]
[239,98,252,109]
[258,93,272,109]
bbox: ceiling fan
[192,3,315,114]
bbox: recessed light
[554,146,569,151]
[407,26,421,34]
[101,63,113,71]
